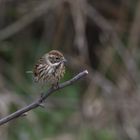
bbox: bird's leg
[56,82,59,88]
[40,84,46,98]
[51,82,59,89]
[40,92,44,98]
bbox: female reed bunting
[33,50,66,87]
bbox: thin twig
[0,70,88,126]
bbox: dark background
[0,0,140,140]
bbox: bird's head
[45,50,67,65]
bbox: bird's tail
[26,71,33,74]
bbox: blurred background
[0,0,140,139]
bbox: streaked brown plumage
[33,50,66,86]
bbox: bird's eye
[55,57,59,60]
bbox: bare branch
[0,70,88,126]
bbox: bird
[33,50,66,88]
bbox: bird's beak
[62,58,67,63]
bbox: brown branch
[0,70,88,126]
